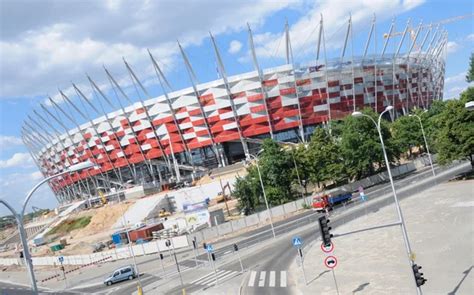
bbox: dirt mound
[74,202,132,237]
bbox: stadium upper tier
[22,21,447,203]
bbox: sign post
[206,244,218,285]
[58,256,68,289]
[292,236,307,285]
[233,244,244,273]
[156,240,166,275]
[169,239,184,287]
[192,237,199,267]
[324,255,339,295]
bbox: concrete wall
[0,235,189,266]
[187,162,418,243]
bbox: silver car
[104,265,137,286]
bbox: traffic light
[211,253,216,261]
[159,253,164,260]
[412,264,427,287]
[233,244,239,251]
[192,240,197,249]
[318,216,333,246]
[203,242,207,250]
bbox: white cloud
[445,71,466,84]
[0,170,53,215]
[252,0,426,61]
[446,41,460,54]
[229,40,243,54]
[0,153,33,168]
[0,135,23,149]
[30,171,44,181]
[466,34,474,42]
[0,0,298,100]
[444,71,473,99]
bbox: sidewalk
[289,180,474,294]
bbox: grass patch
[46,216,92,236]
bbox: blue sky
[0,0,473,216]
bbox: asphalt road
[0,281,77,295]
[240,162,472,295]
[5,162,467,295]
[163,161,471,295]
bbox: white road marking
[248,271,257,287]
[451,201,474,207]
[269,271,276,287]
[200,270,230,285]
[258,271,266,287]
[190,270,218,284]
[280,271,287,287]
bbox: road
[240,162,471,295]
[1,161,469,294]
[162,161,471,295]
[0,281,77,295]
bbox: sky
[0,0,473,216]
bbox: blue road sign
[206,244,214,253]
[58,256,64,263]
[292,236,303,248]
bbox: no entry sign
[324,255,338,269]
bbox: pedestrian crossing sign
[292,236,303,248]
[206,244,214,253]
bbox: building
[21,17,447,204]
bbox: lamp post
[0,160,95,294]
[352,107,421,294]
[246,154,276,239]
[409,113,435,177]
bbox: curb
[39,256,112,283]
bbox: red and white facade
[22,21,446,204]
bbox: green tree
[233,166,262,215]
[339,108,400,180]
[306,127,345,188]
[432,90,474,168]
[258,139,295,205]
[291,145,312,196]
[391,115,424,158]
[467,53,474,83]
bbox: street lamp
[409,113,436,177]
[246,154,276,239]
[352,107,421,294]
[0,160,95,294]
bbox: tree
[233,166,262,215]
[391,115,424,158]
[258,139,295,205]
[291,145,312,196]
[432,89,474,168]
[467,53,474,83]
[339,108,400,180]
[306,127,344,188]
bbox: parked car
[104,265,137,286]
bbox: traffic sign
[58,256,64,263]
[206,244,214,253]
[324,255,338,269]
[292,236,303,248]
[321,241,334,253]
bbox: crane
[383,14,474,39]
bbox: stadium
[21,17,447,204]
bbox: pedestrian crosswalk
[190,269,241,286]
[247,270,287,288]
[160,265,191,279]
